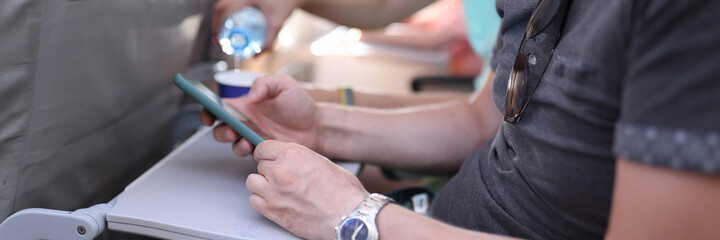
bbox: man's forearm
[376,204,518,240]
[354,91,468,109]
[300,0,436,29]
[303,84,469,108]
[316,72,500,172]
[316,101,490,173]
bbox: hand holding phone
[173,73,265,146]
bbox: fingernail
[225,130,234,140]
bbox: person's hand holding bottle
[212,0,304,51]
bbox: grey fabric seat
[0,0,211,221]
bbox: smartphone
[173,73,265,146]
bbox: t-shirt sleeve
[613,0,720,173]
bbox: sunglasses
[504,0,571,123]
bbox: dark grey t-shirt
[429,0,720,239]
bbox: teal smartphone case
[174,73,264,146]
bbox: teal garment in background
[462,0,501,88]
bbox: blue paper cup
[214,70,263,98]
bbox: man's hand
[248,140,369,240]
[212,0,304,50]
[200,75,322,157]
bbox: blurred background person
[361,0,483,78]
[213,0,500,108]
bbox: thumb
[253,140,290,161]
[248,76,280,103]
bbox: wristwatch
[335,193,395,240]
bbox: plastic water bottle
[218,7,267,61]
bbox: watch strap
[355,193,394,217]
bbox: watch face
[339,219,369,240]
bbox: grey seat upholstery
[0,0,211,221]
